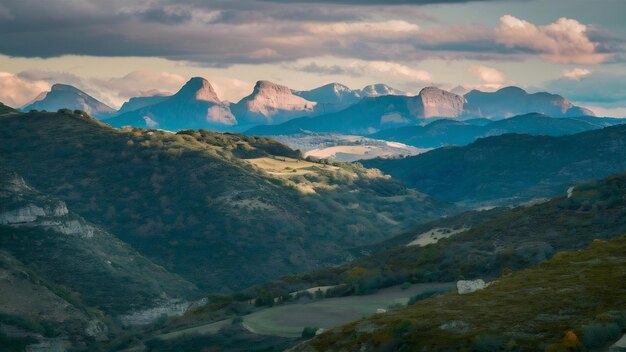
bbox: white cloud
[496,15,608,64]
[469,65,506,84]
[468,65,508,91]
[304,20,419,37]
[0,72,50,107]
[560,68,591,80]
[362,61,431,82]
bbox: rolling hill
[300,234,626,351]
[235,172,626,300]
[362,124,626,206]
[0,109,450,292]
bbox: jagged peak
[174,77,220,103]
[252,80,293,96]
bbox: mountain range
[248,86,594,136]
[368,113,624,148]
[14,78,599,135]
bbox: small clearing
[407,227,470,247]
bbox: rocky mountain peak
[174,77,220,103]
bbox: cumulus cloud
[496,15,608,64]
[560,68,591,80]
[303,20,419,36]
[466,65,509,91]
[0,72,50,107]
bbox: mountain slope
[363,124,626,205]
[463,86,595,119]
[369,113,618,148]
[0,169,199,316]
[0,110,450,292]
[21,84,115,118]
[293,83,361,106]
[253,172,626,298]
[358,84,408,97]
[231,80,318,127]
[0,102,16,115]
[301,234,626,351]
[107,77,236,131]
[116,93,171,115]
[248,87,465,136]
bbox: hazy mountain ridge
[363,123,626,206]
[464,86,595,119]
[369,113,621,148]
[21,84,116,118]
[247,86,596,136]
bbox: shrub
[471,334,505,352]
[582,322,622,349]
[302,326,319,339]
[400,282,411,290]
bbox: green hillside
[363,125,626,206]
[0,170,199,316]
[240,173,626,301]
[302,235,626,351]
[0,110,450,291]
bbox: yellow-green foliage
[307,236,626,351]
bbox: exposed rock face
[456,279,487,294]
[233,80,318,126]
[293,83,361,114]
[118,299,204,326]
[21,84,115,118]
[0,171,95,237]
[359,84,408,97]
[107,77,236,130]
[116,93,171,115]
[418,87,465,118]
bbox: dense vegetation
[0,169,198,318]
[363,124,626,206]
[0,102,16,115]
[0,110,449,291]
[238,173,626,302]
[302,235,626,351]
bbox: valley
[1,9,625,348]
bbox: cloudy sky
[1,0,625,116]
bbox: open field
[158,318,233,340]
[242,282,454,337]
[407,227,470,247]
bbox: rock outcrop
[232,80,318,126]
[456,279,488,294]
